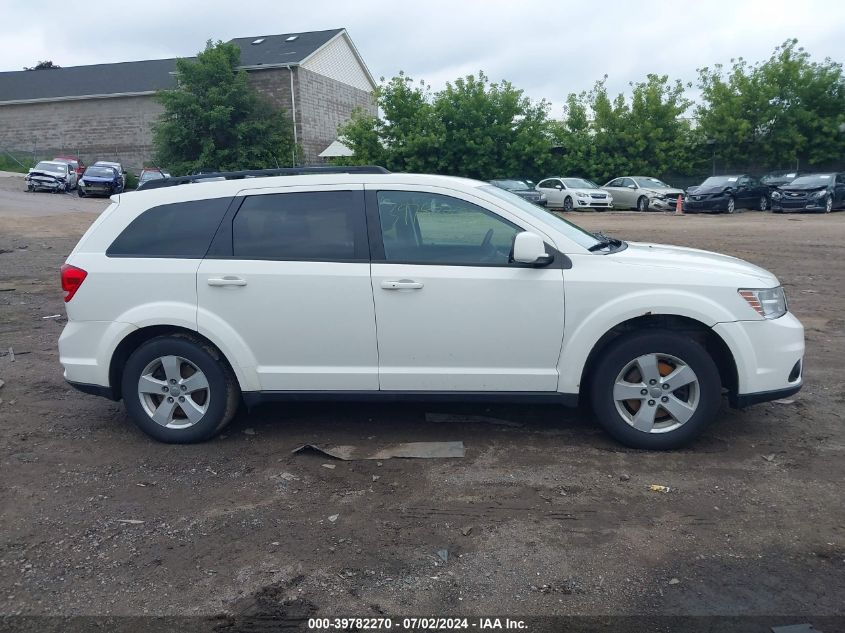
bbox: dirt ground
[0,173,843,631]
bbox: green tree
[153,40,297,175]
[697,39,845,169]
[338,72,555,179]
[24,60,60,70]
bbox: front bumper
[712,312,804,406]
[28,179,63,191]
[575,197,612,209]
[80,183,117,195]
[684,196,730,212]
[772,198,826,211]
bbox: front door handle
[207,276,247,287]
[381,280,424,290]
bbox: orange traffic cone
[674,194,684,215]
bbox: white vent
[251,38,265,45]
[285,35,299,42]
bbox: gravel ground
[0,173,843,631]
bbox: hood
[779,184,828,192]
[568,187,608,196]
[28,170,62,180]
[82,175,117,183]
[643,187,684,197]
[611,242,777,285]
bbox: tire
[77,188,85,198]
[758,195,768,211]
[588,330,722,450]
[563,196,573,212]
[637,196,649,212]
[121,334,240,443]
[824,195,832,213]
[726,196,736,214]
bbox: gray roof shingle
[0,28,344,104]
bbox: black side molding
[730,383,802,408]
[67,380,118,401]
[242,390,579,408]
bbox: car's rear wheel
[637,196,649,212]
[589,331,722,449]
[563,196,573,211]
[121,334,240,443]
[726,196,736,214]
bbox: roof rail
[136,165,390,191]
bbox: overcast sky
[2,0,843,116]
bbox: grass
[0,155,34,173]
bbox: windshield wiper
[588,231,623,252]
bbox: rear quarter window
[107,197,232,258]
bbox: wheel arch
[577,314,738,401]
[108,325,245,401]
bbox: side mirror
[627,184,637,189]
[512,231,552,265]
[555,184,563,190]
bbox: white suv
[58,167,804,449]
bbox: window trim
[365,188,564,269]
[206,188,369,262]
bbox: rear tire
[121,334,240,443]
[588,331,722,450]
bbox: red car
[54,156,86,178]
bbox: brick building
[0,28,376,170]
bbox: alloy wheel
[760,196,768,211]
[137,355,210,428]
[563,197,573,211]
[612,353,700,433]
[727,197,735,214]
[825,196,832,213]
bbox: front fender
[558,288,738,393]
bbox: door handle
[207,276,247,287]
[381,280,424,290]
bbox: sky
[1,0,843,116]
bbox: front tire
[121,334,240,443]
[637,196,649,212]
[726,196,736,214]
[824,195,832,213]
[563,196,573,212]
[588,331,722,450]
[77,188,86,198]
[759,195,768,211]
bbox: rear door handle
[207,276,247,287]
[381,280,424,290]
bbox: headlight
[738,287,787,319]
[652,193,666,200]
[539,193,547,201]
[576,192,589,198]
[771,191,781,199]
[813,190,827,198]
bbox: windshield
[761,172,798,184]
[789,174,833,187]
[84,167,116,178]
[634,177,670,188]
[491,179,531,191]
[33,162,66,174]
[700,176,740,187]
[479,185,600,250]
[140,171,166,182]
[562,178,598,189]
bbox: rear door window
[232,191,367,261]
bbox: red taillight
[61,264,87,302]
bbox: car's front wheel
[637,196,649,212]
[759,195,768,211]
[726,196,736,214]
[563,196,573,211]
[824,195,832,213]
[588,331,722,449]
[121,334,240,443]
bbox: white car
[58,168,804,449]
[25,160,78,192]
[536,177,613,211]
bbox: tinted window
[377,191,520,265]
[107,198,231,258]
[606,179,622,187]
[539,179,559,189]
[232,191,364,260]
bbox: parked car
[602,176,685,212]
[489,179,547,206]
[137,167,171,190]
[53,156,86,181]
[684,175,770,213]
[93,161,126,188]
[770,173,845,213]
[536,177,613,211]
[25,160,77,193]
[78,165,124,197]
[58,167,803,450]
